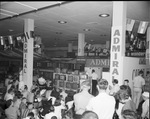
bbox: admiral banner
[110,26,124,85]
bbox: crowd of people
[0,69,149,119]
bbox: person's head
[121,110,137,119]
[92,69,95,73]
[81,111,99,119]
[146,71,150,76]
[8,74,12,79]
[112,79,118,86]
[24,85,28,90]
[124,79,129,86]
[80,80,91,91]
[51,116,57,119]
[6,99,13,108]
[118,85,130,103]
[27,112,34,119]
[138,70,144,76]
[97,79,108,91]
[49,105,55,112]
[27,102,33,109]
[21,97,27,104]
[142,92,149,101]
[8,88,14,95]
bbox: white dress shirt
[86,92,116,119]
[74,90,94,115]
[91,73,98,80]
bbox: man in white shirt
[91,69,98,96]
[132,70,145,109]
[86,79,116,119]
[109,79,120,96]
[74,80,94,119]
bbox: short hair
[146,71,150,75]
[5,99,13,108]
[92,69,95,72]
[97,79,108,90]
[51,116,57,119]
[80,80,91,88]
[27,112,34,118]
[82,111,99,119]
[122,110,137,119]
[139,70,143,75]
[113,79,118,84]
[124,79,129,83]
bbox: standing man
[74,80,94,119]
[91,69,98,96]
[133,70,145,110]
[86,79,116,119]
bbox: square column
[23,19,34,91]
[110,2,127,85]
[78,33,85,56]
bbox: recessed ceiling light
[58,21,67,24]
[8,29,13,32]
[99,13,109,17]
[83,28,90,31]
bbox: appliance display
[67,75,74,82]
[58,80,65,89]
[55,73,60,80]
[60,74,67,80]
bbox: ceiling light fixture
[8,29,14,32]
[58,21,67,24]
[83,28,90,31]
[99,13,109,18]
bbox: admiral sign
[110,26,124,84]
[85,59,110,67]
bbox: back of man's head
[80,80,91,90]
[97,79,108,90]
[92,69,95,73]
[139,70,143,75]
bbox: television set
[55,73,60,80]
[60,74,66,80]
[58,80,65,89]
[65,82,71,89]
[80,74,87,79]
[71,83,79,90]
[73,75,80,82]
[68,75,74,82]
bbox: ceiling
[0,1,150,50]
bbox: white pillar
[146,27,150,65]
[23,19,34,91]
[68,42,73,52]
[110,2,126,86]
[78,33,85,56]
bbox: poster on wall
[125,18,149,57]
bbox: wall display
[67,75,74,82]
[73,75,80,82]
[59,74,67,81]
[58,80,65,89]
[65,82,72,90]
[71,82,79,91]
[125,18,149,57]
